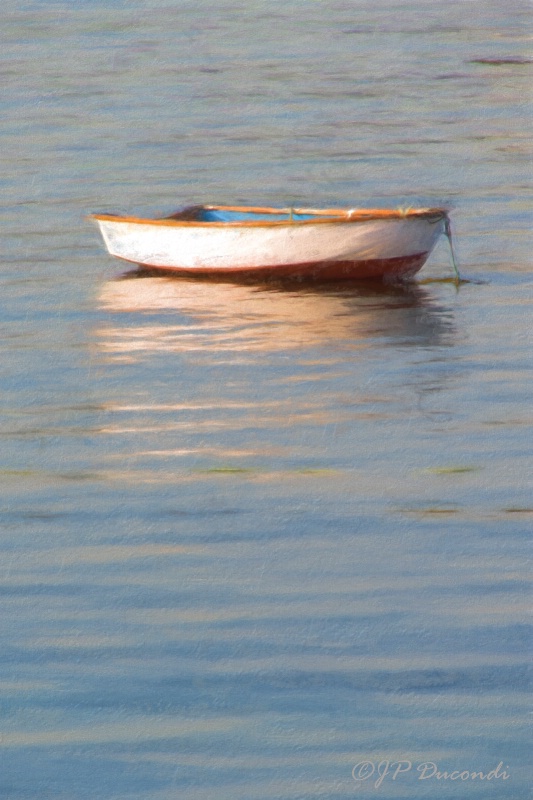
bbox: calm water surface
[1,1,531,798]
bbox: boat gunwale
[90,204,448,228]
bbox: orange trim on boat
[90,205,447,228]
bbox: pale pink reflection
[96,275,442,359]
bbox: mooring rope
[444,214,461,281]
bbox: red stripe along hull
[118,251,430,284]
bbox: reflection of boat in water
[96,275,454,359]
[91,204,448,283]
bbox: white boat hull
[92,206,447,283]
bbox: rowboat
[90,204,450,283]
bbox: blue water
[1,1,531,798]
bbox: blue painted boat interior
[199,209,321,222]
